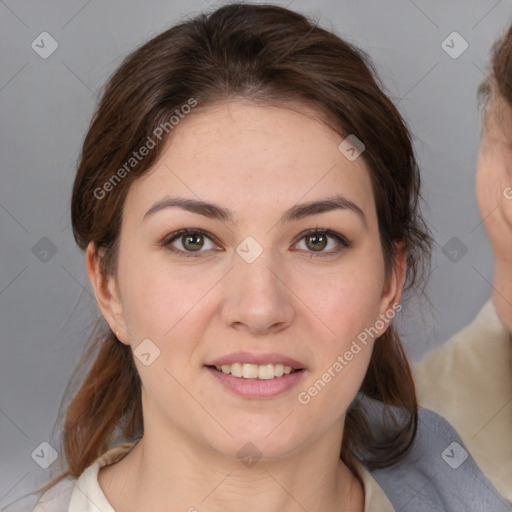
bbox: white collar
[69,441,137,511]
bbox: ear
[377,242,407,329]
[85,241,130,345]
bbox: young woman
[29,3,510,511]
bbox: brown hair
[32,2,432,503]
[478,22,512,116]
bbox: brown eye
[182,233,204,251]
[163,229,218,257]
[305,233,328,251]
[295,229,351,256]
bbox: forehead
[482,93,512,141]
[124,100,376,222]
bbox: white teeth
[211,362,298,379]
[231,362,243,378]
[242,363,259,379]
[258,364,274,380]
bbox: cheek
[317,255,386,342]
[117,250,213,343]
[296,321,375,433]
[328,277,383,323]
[292,266,384,417]
[317,277,382,380]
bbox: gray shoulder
[366,407,512,511]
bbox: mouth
[205,363,304,380]
[204,352,307,398]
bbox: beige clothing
[413,298,512,502]
[32,440,395,511]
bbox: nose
[220,248,295,336]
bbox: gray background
[1,0,510,508]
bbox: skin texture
[476,94,512,331]
[86,100,406,512]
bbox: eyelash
[160,228,352,258]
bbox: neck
[98,415,363,512]
[492,260,512,334]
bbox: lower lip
[205,367,306,399]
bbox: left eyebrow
[142,194,367,229]
[281,195,367,228]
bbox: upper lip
[205,351,305,370]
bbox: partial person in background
[413,22,512,503]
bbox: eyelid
[161,228,219,257]
[161,227,351,257]
[294,228,352,250]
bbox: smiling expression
[93,99,403,460]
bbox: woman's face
[91,100,403,460]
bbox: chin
[214,437,304,464]
[193,419,304,460]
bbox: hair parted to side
[33,2,432,502]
